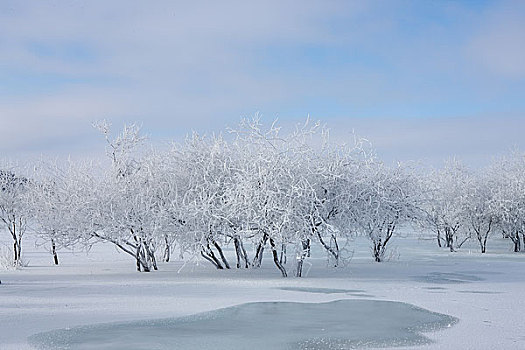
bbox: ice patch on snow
[29,299,457,350]
[278,287,360,294]
[277,286,374,297]
[457,290,501,294]
[413,272,483,284]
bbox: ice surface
[278,286,361,294]
[29,300,457,350]
[456,290,501,294]
[413,272,484,284]
[277,286,374,297]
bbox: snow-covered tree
[228,118,309,277]
[463,172,496,254]
[0,166,30,267]
[10,118,523,275]
[488,152,525,252]
[170,133,237,270]
[421,160,471,251]
[350,161,420,262]
[29,161,84,265]
[304,135,374,268]
[85,121,162,272]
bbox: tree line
[1,118,524,276]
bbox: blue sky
[1,0,524,166]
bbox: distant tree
[463,172,496,254]
[421,160,471,251]
[351,162,420,262]
[0,168,30,267]
[304,135,373,268]
[30,160,100,265]
[489,152,525,252]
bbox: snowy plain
[1,233,524,349]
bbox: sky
[1,0,525,167]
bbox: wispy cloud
[1,1,524,166]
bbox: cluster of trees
[1,119,524,276]
[421,156,525,254]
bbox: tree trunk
[145,243,158,271]
[201,242,223,269]
[476,220,492,254]
[295,239,310,277]
[373,223,395,262]
[477,233,487,254]
[136,256,150,272]
[296,257,304,277]
[240,239,250,268]
[510,231,521,252]
[456,235,470,249]
[131,230,151,272]
[234,237,250,268]
[51,238,59,265]
[317,230,339,267]
[269,238,287,277]
[445,227,454,252]
[212,239,230,269]
[163,235,170,262]
[279,243,287,265]
[91,231,153,273]
[15,238,22,265]
[234,237,242,268]
[9,220,22,266]
[329,234,340,266]
[135,244,151,272]
[373,241,382,262]
[136,254,142,272]
[305,239,311,257]
[201,251,222,269]
[508,231,521,252]
[13,241,20,263]
[252,233,268,268]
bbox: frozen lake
[29,300,456,350]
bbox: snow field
[1,235,524,349]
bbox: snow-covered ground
[1,234,524,349]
